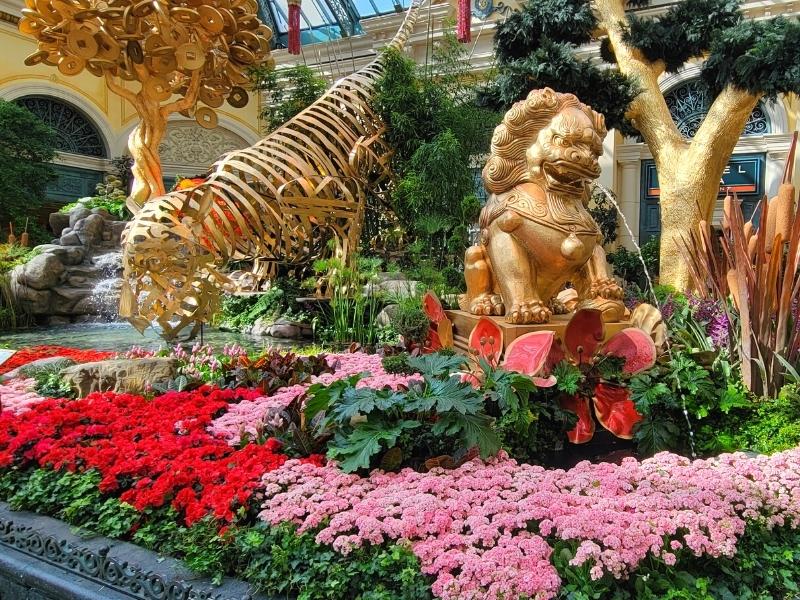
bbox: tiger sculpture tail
[119,0,423,339]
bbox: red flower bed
[0,345,115,375]
[0,386,289,524]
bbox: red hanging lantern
[288,0,302,55]
[457,0,471,43]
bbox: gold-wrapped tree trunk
[594,0,763,289]
[20,0,273,208]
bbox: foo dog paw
[470,294,505,316]
[548,297,569,315]
[507,300,551,324]
[590,278,624,300]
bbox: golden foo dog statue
[460,88,625,324]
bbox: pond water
[0,322,302,353]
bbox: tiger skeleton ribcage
[120,0,421,339]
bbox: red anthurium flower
[422,291,446,323]
[421,290,453,353]
[602,328,657,375]
[550,309,657,444]
[560,395,595,444]
[469,317,504,364]
[593,382,643,439]
[563,309,605,364]
[426,328,443,353]
[502,331,557,388]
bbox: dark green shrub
[381,353,414,375]
[390,297,429,347]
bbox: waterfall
[89,251,122,321]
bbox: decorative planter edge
[0,502,267,600]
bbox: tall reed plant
[315,256,382,348]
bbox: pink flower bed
[209,353,420,445]
[259,448,800,600]
[0,378,46,415]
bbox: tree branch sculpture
[20,0,273,209]
[487,0,800,289]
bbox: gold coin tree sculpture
[20,0,273,209]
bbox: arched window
[15,95,108,158]
[664,80,770,139]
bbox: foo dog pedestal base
[446,310,631,355]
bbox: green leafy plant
[0,99,56,233]
[20,358,76,398]
[59,176,129,220]
[630,349,745,456]
[303,359,500,472]
[249,64,327,133]
[315,255,383,348]
[237,522,433,600]
[372,28,500,293]
[390,295,430,348]
[222,350,332,395]
[588,185,619,246]
[736,384,800,454]
[608,236,660,289]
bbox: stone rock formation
[60,358,178,398]
[10,203,126,323]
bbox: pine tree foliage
[484,38,638,135]
[623,0,741,72]
[702,17,800,98]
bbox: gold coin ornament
[58,54,84,75]
[195,106,218,129]
[66,27,98,58]
[200,85,225,108]
[227,86,248,108]
[175,42,205,69]
[24,50,49,66]
[171,7,200,24]
[198,5,224,33]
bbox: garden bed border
[0,502,265,600]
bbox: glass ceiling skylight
[258,0,410,48]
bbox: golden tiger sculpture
[460,88,625,324]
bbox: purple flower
[688,295,729,349]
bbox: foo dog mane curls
[482,88,607,195]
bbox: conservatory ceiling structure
[258,0,411,48]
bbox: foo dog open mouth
[543,160,600,189]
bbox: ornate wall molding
[158,120,250,173]
[0,512,254,600]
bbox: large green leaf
[327,419,420,473]
[304,374,365,424]
[331,387,407,423]
[406,354,467,380]
[431,412,500,458]
[634,416,681,456]
[405,376,483,415]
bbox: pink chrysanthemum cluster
[209,353,420,444]
[0,378,46,415]
[259,448,800,600]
